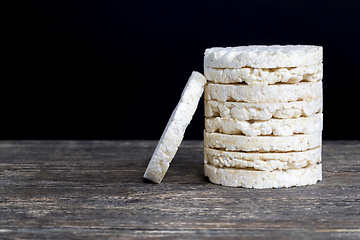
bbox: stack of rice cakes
[203,45,323,188]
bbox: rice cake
[204,81,322,103]
[204,131,322,152]
[204,45,323,69]
[204,147,321,171]
[205,114,323,136]
[204,64,323,86]
[205,99,322,120]
[204,163,322,188]
[143,71,206,183]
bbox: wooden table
[0,140,359,239]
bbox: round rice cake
[205,114,323,136]
[204,45,323,69]
[204,81,322,103]
[204,99,322,120]
[204,131,322,152]
[204,163,322,188]
[143,71,206,183]
[204,147,321,171]
[204,64,323,86]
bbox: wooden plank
[0,140,359,239]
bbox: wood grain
[0,140,359,239]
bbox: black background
[1,0,359,140]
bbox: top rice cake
[204,45,323,69]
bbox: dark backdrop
[1,0,359,140]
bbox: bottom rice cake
[204,147,321,171]
[204,163,322,189]
[204,131,322,152]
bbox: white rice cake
[204,147,321,171]
[204,163,322,188]
[143,71,206,183]
[205,114,323,136]
[204,45,323,69]
[204,81,322,103]
[205,99,322,120]
[204,64,323,86]
[204,131,322,152]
